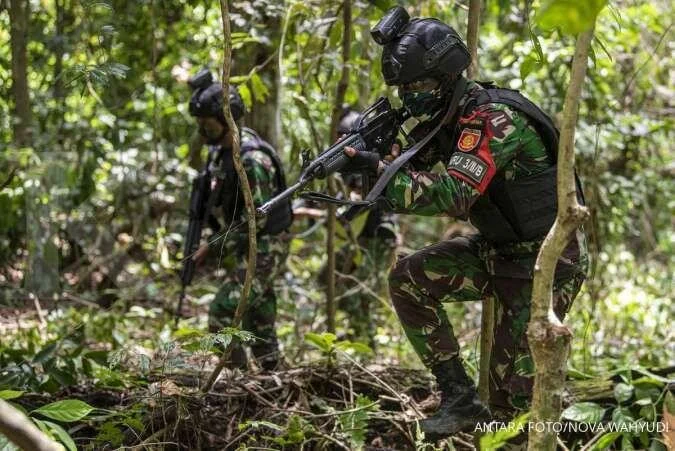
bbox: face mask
[401,89,443,122]
[198,119,227,145]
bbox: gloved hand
[342,147,382,174]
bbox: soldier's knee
[389,253,413,287]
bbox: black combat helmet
[188,68,245,122]
[372,7,471,86]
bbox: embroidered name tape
[448,153,488,184]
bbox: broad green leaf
[34,419,76,451]
[536,0,607,35]
[304,332,330,352]
[520,56,541,80]
[349,210,371,239]
[591,432,621,450]
[561,402,605,424]
[33,399,95,422]
[614,382,634,403]
[0,390,24,400]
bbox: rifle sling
[302,77,468,213]
[343,76,468,221]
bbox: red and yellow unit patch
[458,128,481,152]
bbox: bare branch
[0,399,61,451]
[202,0,257,393]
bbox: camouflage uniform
[209,137,289,366]
[385,81,588,410]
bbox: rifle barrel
[257,179,308,215]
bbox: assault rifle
[175,146,223,324]
[257,97,406,216]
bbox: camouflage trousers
[209,236,288,365]
[337,236,396,348]
[389,230,588,410]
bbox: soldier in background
[188,69,292,370]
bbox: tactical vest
[219,127,293,236]
[456,84,585,245]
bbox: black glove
[341,150,381,175]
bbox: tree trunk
[9,0,31,147]
[244,12,281,149]
[527,27,594,450]
[466,0,481,80]
[202,0,257,393]
[464,0,492,407]
[0,399,61,451]
[325,0,352,334]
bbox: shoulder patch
[458,128,481,152]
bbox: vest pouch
[469,193,521,244]
[500,165,558,241]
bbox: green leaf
[664,391,675,414]
[621,434,635,450]
[0,433,20,451]
[0,390,24,400]
[335,341,374,356]
[349,210,371,239]
[591,432,621,450]
[174,326,205,339]
[611,407,634,426]
[480,412,530,450]
[304,332,331,352]
[520,55,541,80]
[33,399,95,422]
[536,0,607,35]
[174,143,189,159]
[284,415,307,444]
[34,419,76,451]
[33,342,58,364]
[561,402,605,424]
[238,84,253,109]
[250,72,270,103]
[614,383,634,403]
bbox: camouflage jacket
[385,81,553,219]
[215,134,284,256]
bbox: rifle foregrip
[317,134,367,177]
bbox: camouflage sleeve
[242,149,278,231]
[384,103,550,217]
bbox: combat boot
[228,344,247,369]
[420,358,491,440]
[250,338,280,371]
